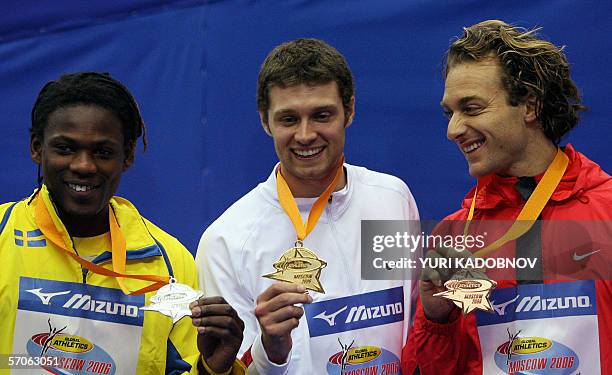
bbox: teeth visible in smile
[294,147,323,157]
[463,141,484,153]
[68,184,95,192]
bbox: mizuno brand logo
[572,249,600,261]
[478,281,597,327]
[304,287,404,337]
[492,295,520,315]
[345,302,403,323]
[26,288,71,305]
[313,303,403,327]
[516,295,590,312]
[314,306,347,326]
[19,277,145,327]
[63,294,140,317]
[493,294,590,316]
[26,288,139,318]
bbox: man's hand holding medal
[191,296,245,374]
[254,283,313,364]
[141,280,245,374]
[420,245,496,321]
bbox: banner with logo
[476,280,600,375]
[12,277,144,374]
[304,286,404,374]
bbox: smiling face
[442,59,539,178]
[30,104,133,235]
[261,81,354,197]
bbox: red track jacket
[403,144,612,375]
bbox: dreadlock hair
[28,72,147,203]
[445,20,587,145]
[257,38,354,124]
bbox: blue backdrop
[2,0,610,253]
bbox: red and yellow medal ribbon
[276,156,345,241]
[34,189,168,295]
[467,148,569,258]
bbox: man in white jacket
[196,38,419,374]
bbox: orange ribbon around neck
[276,155,345,241]
[34,190,168,295]
[466,148,569,258]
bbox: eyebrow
[440,95,482,108]
[48,135,121,147]
[311,105,337,112]
[273,109,296,116]
[273,105,337,115]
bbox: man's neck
[60,209,110,238]
[281,168,347,198]
[503,137,558,178]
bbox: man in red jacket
[403,20,612,374]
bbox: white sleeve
[403,181,420,221]
[195,226,294,373]
[249,333,290,375]
[196,228,257,357]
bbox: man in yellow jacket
[0,72,245,374]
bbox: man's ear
[30,133,42,164]
[344,96,356,128]
[259,111,272,136]
[123,141,135,171]
[524,93,539,124]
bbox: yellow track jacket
[0,186,242,374]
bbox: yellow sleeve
[163,234,201,374]
[0,201,16,232]
[200,356,247,375]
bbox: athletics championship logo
[494,330,579,374]
[26,319,117,375]
[326,340,400,375]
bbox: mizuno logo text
[62,294,140,317]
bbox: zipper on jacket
[71,238,89,284]
[326,195,353,291]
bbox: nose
[70,151,97,175]
[294,120,317,145]
[446,113,466,141]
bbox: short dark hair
[31,72,147,153]
[257,38,354,123]
[445,20,587,144]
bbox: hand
[420,246,487,322]
[254,283,313,364]
[190,296,244,374]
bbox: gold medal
[263,241,327,293]
[433,278,497,314]
[264,156,345,294]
